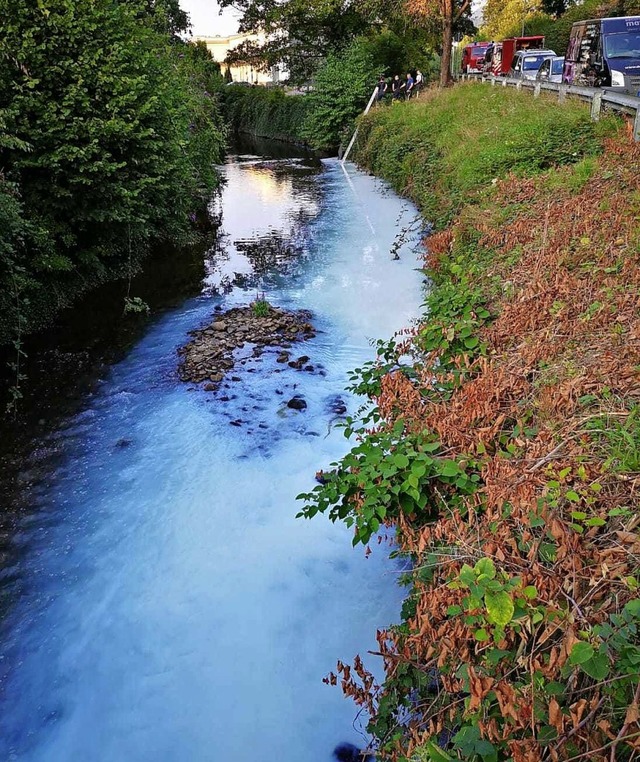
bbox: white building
[197,33,287,85]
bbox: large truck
[562,16,640,95]
[491,35,547,76]
[461,42,490,74]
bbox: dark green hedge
[0,1,226,345]
[221,86,310,144]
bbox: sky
[180,0,240,37]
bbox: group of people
[376,70,424,103]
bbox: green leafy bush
[222,86,310,143]
[301,37,380,151]
[0,0,226,343]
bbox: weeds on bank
[299,96,640,761]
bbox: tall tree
[404,0,473,86]
[540,0,568,14]
[482,0,545,40]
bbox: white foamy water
[0,153,424,761]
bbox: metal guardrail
[460,73,640,141]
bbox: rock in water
[287,396,307,411]
[327,395,348,415]
[177,305,316,389]
[334,743,364,761]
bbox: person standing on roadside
[414,69,423,97]
[391,74,402,102]
[405,71,415,99]
[376,74,388,103]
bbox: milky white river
[0,147,424,761]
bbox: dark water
[0,138,424,761]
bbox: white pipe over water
[341,86,378,165]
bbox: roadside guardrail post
[516,80,522,91]
[491,78,496,87]
[591,91,603,121]
[558,85,567,104]
[635,108,640,142]
[534,83,541,98]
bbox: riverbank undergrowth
[221,86,310,144]
[298,85,640,761]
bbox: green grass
[354,83,619,228]
[251,298,271,318]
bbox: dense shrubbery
[0,0,225,344]
[301,37,380,150]
[221,86,310,144]
[221,32,440,152]
[221,38,380,151]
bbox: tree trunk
[440,0,453,87]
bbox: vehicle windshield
[523,55,548,70]
[472,46,488,56]
[605,31,640,58]
[551,59,564,74]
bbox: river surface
[0,142,424,761]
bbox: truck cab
[499,36,547,76]
[461,42,490,74]
[563,16,640,95]
[509,49,557,80]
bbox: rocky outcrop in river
[178,304,316,390]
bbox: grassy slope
[314,85,640,760]
[355,84,614,228]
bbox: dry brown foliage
[337,138,640,760]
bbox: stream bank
[302,85,640,761]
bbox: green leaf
[439,459,461,477]
[485,647,511,665]
[624,599,640,618]
[523,585,537,599]
[474,557,496,579]
[544,681,566,696]
[569,641,595,665]
[580,654,609,680]
[393,453,410,469]
[459,564,475,585]
[423,741,453,762]
[484,591,514,626]
[474,628,489,641]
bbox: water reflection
[205,155,322,293]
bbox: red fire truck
[490,35,547,75]
[461,42,491,73]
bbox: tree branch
[454,0,471,23]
